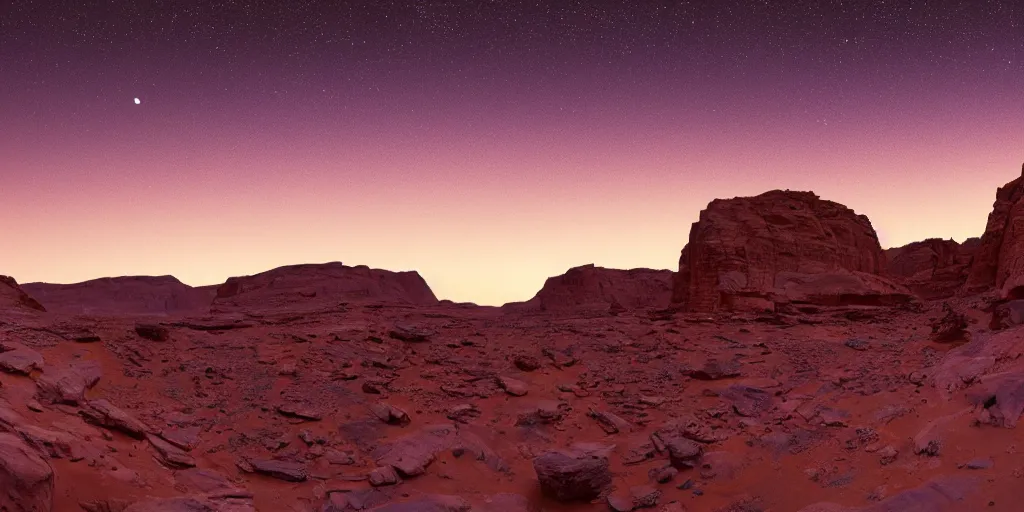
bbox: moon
[134,97,141,105]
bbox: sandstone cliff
[673,190,909,312]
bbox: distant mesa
[211,261,438,314]
[502,264,674,314]
[963,164,1024,299]
[673,190,911,313]
[0,275,46,313]
[20,276,215,316]
[885,238,979,300]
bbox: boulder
[533,450,611,502]
[673,190,909,312]
[931,303,970,342]
[0,433,54,511]
[991,300,1024,330]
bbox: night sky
[2,0,1023,305]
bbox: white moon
[134,97,141,105]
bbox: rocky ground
[0,296,1018,511]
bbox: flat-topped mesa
[886,238,979,300]
[21,276,214,316]
[502,264,673,314]
[0,275,46,313]
[962,163,1024,299]
[211,261,438,314]
[673,189,910,313]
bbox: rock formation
[673,190,909,312]
[963,164,1024,299]
[22,276,214,316]
[502,264,673,314]
[211,261,438,313]
[0,276,46,313]
[885,238,978,299]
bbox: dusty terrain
[4,165,1024,512]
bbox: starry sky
[2,0,1022,305]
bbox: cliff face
[503,264,673,314]
[674,190,907,312]
[963,165,1024,299]
[211,262,438,313]
[885,238,977,300]
[21,276,213,316]
[0,275,46,313]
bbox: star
[134,97,141,105]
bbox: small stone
[368,466,399,486]
[497,376,529,397]
[965,458,993,470]
[514,355,541,372]
[369,403,411,425]
[608,494,634,512]
[844,338,870,351]
[649,466,678,484]
[665,437,702,469]
[631,486,661,508]
[275,403,322,421]
[879,446,899,465]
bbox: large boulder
[211,262,438,313]
[533,450,611,502]
[886,238,977,299]
[673,190,909,312]
[963,164,1024,298]
[0,433,55,511]
[502,264,673,314]
[21,276,214,316]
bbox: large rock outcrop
[963,164,1024,299]
[502,264,673,314]
[885,238,978,299]
[0,276,46,314]
[211,262,438,313]
[21,276,214,316]
[673,190,909,312]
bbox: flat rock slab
[79,400,148,439]
[0,433,54,511]
[0,349,43,375]
[35,361,102,405]
[243,459,308,482]
[276,403,323,421]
